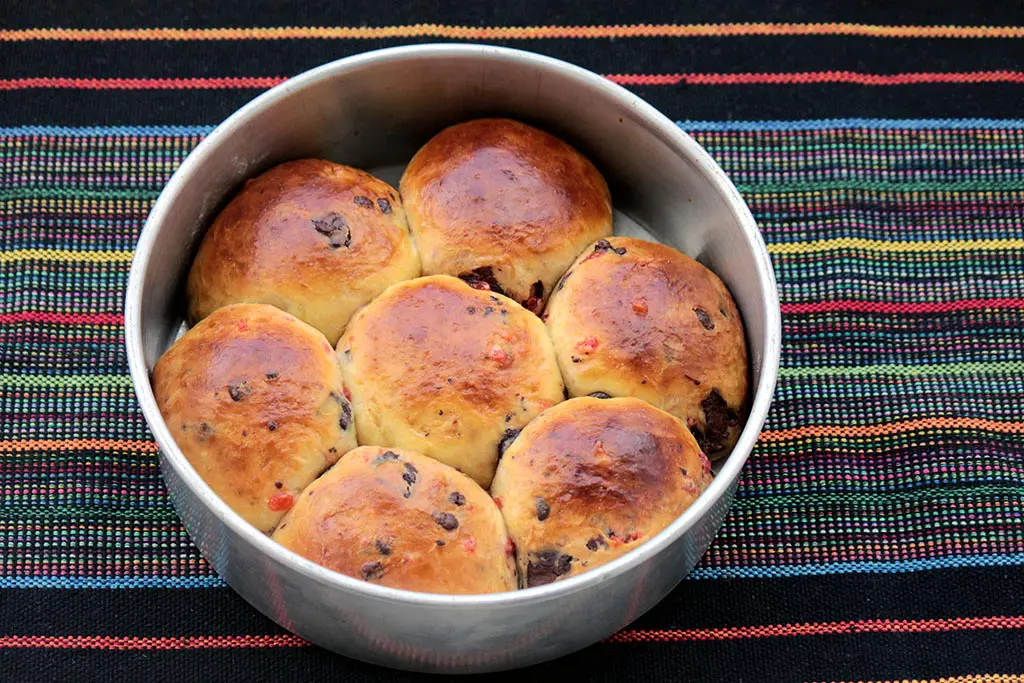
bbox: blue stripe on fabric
[0,125,216,136]
[0,576,226,589]
[686,553,1024,580]
[2,119,1024,137]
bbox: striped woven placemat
[2,3,1023,681]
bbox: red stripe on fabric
[0,77,287,90]
[0,312,124,325]
[0,635,309,650]
[780,298,1024,314]
[2,71,1023,90]
[610,70,1024,85]
[605,616,1024,643]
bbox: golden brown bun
[272,446,517,594]
[490,397,712,588]
[187,159,421,344]
[152,304,357,533]
[544,236,748,454]
[338,275,564,488]
[400,118,612,314]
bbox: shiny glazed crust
[544,236,749,454]
[337,275,565,488]
[490,397,712,588]
[400,118,612,314]
[187,159,421,344]
[272,446,517,594]
[151,304,357,533]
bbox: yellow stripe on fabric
[4,241,1022,263]
[0,249,134,263]
[768,238,1024,255]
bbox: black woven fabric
[2,1,1024,681]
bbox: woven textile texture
[2,1,1024,681]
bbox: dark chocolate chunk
[457,266,506,296]
[266,421,277,432]
[536,499,551,521]
[594,239,627,256]
[328,447,337,454]
[466,306,476,314]
[571,356,582,364]
[504,413,513,423]
[522,280,545,315]
[402,462,418,486]
[375,539,391,556]
[694,307,715,330]
[432,512,459,531]
[339,401,352,431]
[586,536,609,552]
[360,561,385,580]
[376,197,391,214]
[312,213,351,249]
[328,232,351,249]
[374,450,400,464]
[526,550,574,587]
[195,423,213,441]
[484,306,495,317]
[227,382,250,402]
[588,392,612,399]
[353,195,374,208]
[265,372,278,381]
[691,389,740,454]
[449,491,466,506]
[498,428,521,460]
[274,481,283,489]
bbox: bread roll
[545,236,748,454]
[187,159,420,344]
[490,397,712,587]
[152,303,357,533]
[400,118,612,314]
[338,275,564,488]
[273,446,517,594]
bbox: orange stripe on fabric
[0,439,159,453]
[4,616,1022,650]
[1,23,1023,42]
[759,417,1024,442]
[815,675,1024,683]
[2,72,1022,91]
